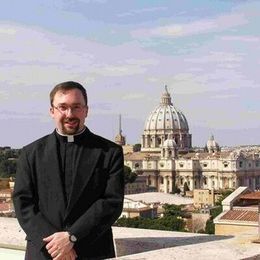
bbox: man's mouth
[64,119,79,128]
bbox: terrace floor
[1,217,260,260]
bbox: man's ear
[85,106,89,118]
[49,107,54,118]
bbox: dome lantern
[161,85,172,105]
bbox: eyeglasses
[53,104,86,114]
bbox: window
[179,163,184,168]
[223,161,228,168]
[160,177,164,184]
[239,161,243,168]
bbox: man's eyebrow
[56,102,82,105]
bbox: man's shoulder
[88,131,122,151]
[22,133,53,152]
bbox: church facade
[122,87,260,193]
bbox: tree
[204,206,223,234]
[0,159,17,177]
[163,204,183,217]
[205,219,215,234]
[133,143,141,152]
[215,189,234,206]
[115,216,185,232]
[124,165,137,184]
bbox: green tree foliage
[205,219,215,234]
[124,165,137,184]
[116,216,185,232]
[163,204,183,217]
[116,203,187,232]
[204,190,233,234]
[0,149,20,177]
[215,189,234,206]
[0,160,17,177]
[133,143,141,152]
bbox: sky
[1,0,260,148]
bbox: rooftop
[1,217,260,260]
[125,192,193,205]
[220,208,258,223]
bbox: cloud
[131,13,248,39]
[117,6,167,17]
[185,51,244,64]
[221,35,260,43]
[0,23,159,88]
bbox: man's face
[50,88,88,135]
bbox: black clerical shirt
[55,128,86,205]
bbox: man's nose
[65,107,74,116]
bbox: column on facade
[215,175,219,190]
[152,135,156,148]
[145,135,149,148]
[164,176,168,193]
[219,176,223,189]
[150,175,156,188]
[228,177,232,189]
[189,177,194,191]
[147,175,150,187]
[168,176,173,193]
[161,135,165,146]
[251,176,256,190]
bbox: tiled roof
[124,152,160,160]
[124,152,147,160]
[240,191,260,200]
[0,203,12,212]
[220,209,258,222]
[0,188,12,194]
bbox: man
[13,81,124,260]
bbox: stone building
[123,87,260,193]
[214,187,260,237]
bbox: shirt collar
[55,126,86,143]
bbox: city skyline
[1,0,260,148]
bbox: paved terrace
[0,217,260,260]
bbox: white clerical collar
[56,126,86,142]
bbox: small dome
[163,135,177,148]
[206,135,220,153]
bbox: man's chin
[62,126,79,135]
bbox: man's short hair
[50,81,88,106]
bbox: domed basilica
[120,87,260,194]
[141,86,191,153]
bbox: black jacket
[13,128,124,259]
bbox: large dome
[144,89,189,132]
[141,86,192,152]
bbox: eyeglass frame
[52,103,87,114]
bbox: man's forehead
[53,89,84,100]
